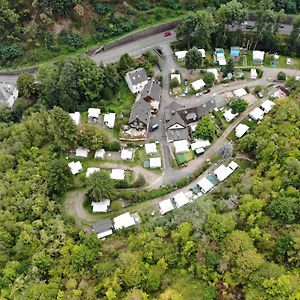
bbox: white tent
[145,143,157,155]
[91,199,110,213]
[207,68,219,80]
[191,140,211,151]
[197,177,214,193]
[94,149,105,159]
[69,112,80,125]
[173,192,190,208]
[110,169,125,180]
[121,149,133,160]
[114,212,136,230]
[261,100,275,113]
[235,123,250,138]
[249,107,264,121]
[174,50,187,61]
[174,140,189,154]
[250,68,257,79]
[75,148,89,158]
[149,157,162,169]
[88,108,101,119]
[68,161,83,175]
[214,164,233,182]
[223,109,238,122]
[191,79,206,91]
[159,199,175,215]
[170,73,181,84]
[104,113,116,128]
[228,161,239,171]
[86,167,100,177]
[233,88,247,98]
[253,50,265,62]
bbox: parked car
[164,31,171,37]
[150,124,159,132]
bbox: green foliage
[202,72,215,88]
[17,72,36,99]
[277,71,287,81]
[186,47,202,70]
[170,77,180,89]
[230,99,248,113]
[86,171,115,202]
[78,124,107,151]
[195,115,216,141]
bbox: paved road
[227,20,293,35]
[92,30,177,65]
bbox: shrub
[277,71,286,81]
[132,174,146,188]
[170,77,180,89]
[104,141,121,151]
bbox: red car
[164,31,171,37]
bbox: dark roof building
[164,98,217,142]
[141,80,161,103]
[129,100,152,130]
[92,219,113,239]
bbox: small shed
[191,79,206,91]
[94,149,105,159]
[253,50,265,63]
[92,219,113,239]
[75,148,89,158]
[175,50,188,61]
[86,167,100,177]
[261,99,275,113]
[110,169,125,180]
[235,123,250,138]
[249,107,264,121]
[197,177,214,194]
[191,140,211,151]
[121,149,134,160]
[88,108,101,121]
[174,140,189,154]
[214,164,233,182]
[223,109,238,122]
[149,157,162,169]
[104,113,116,129]
[173,192,190,208]
[159,199,175,215]
[233,88,247,98]
[68,161,83,175]
[113,212,136,230]
[91,199,110,213]
[145,143,158,155]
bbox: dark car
[164,31,171,37]
[246,25,254,30]
[150,124,159,132]
[203,89,211,94]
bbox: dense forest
[0,72,299,298]
[0,0,299,67]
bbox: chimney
[172,110,175,115]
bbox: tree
[87,171,115,202]
[195,115,216,141]
[102,64,120,93]
[170,77,180,89]
[124,289,149,300]
[203,72,215,88]
[17,73,36,99]
[186,47,202,71]
[230,99,248,113]
[47,158,73,197]
[222,0,246,25]
[0,0,19,41]
[117,53,136,76]
[176,11,215,48]
[79,124,107,151]
[48,107,78,151]
[222,58,235,77]
[277,71,286,81]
